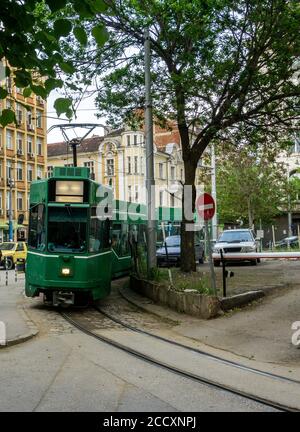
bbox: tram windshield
[47,207,87,253]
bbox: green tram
[25,166,183,306]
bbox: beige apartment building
[48,124,202,208]
[0,76,47,241]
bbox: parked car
[275,236,299,249]
[0,241,27,270]
[212,229,259,266]
[156,235,205,266]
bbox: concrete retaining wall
[130,275,266,319]
[130,275,221,319]
[220,290,265,311]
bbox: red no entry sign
[196,193,215,221]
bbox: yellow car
[0,242,27,270]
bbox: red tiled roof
[47,135,104,157]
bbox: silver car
[213,229,259,266]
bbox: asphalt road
[0,297,276,412]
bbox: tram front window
[47,207,87,253]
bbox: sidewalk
[119,281,300,367]
[0,271,38,347]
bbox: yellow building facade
[0,76,47,241]
[48,125,202,208]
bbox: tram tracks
[60,305,300,412]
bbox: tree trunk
[180,158,197,272]
[247,197,253,228]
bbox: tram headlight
[61,268,71,276]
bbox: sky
[46,89,107,144]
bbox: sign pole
[196,193,217,296]
[205,220,217,295]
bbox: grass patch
[137,267,212,295]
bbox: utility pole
[144,28,156,274]
[8,178,13,241]
[211,143,218,241]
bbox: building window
[128,185,132,202]
[140,157,144,175]
[27,165,33,182]
[17,193,23,211]
[126,135,131,146]
[64,163,74,167]
[27,137,33,154]
[159,190,163,207]
[36,110,42,128]
[6,160,13,179]
[47,166,53,178]
[134,156,138,174]
[17,133,23,154]
[135,185,139,202]
[106,159,114,176]
[17,163,23,181]
[6,130,13,149]
[37,138,43,156]
[27,109,33,127]
[16,103,23,125]
[159,163,164,179]
[6,191,11,210]
[84,161,95,175]
[171,166,175,180]
[37,165,43,179]
[6,98,12,109]
[127,156,131,174]
[170,194,175,207]
[134,135,137,145]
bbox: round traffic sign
[196,193,215,221]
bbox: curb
[119,283,184,323]
[0,299,39,349]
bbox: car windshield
[165,236,180,247]
[47,207,87,253]
[218,231,253,243]
[0,242,16,250]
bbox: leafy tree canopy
[0,0,111,126]
[215,138,296,227]
[65,0,300,271]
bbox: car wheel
[250,260,257,266]
[257,258,261,263]
[4,257,14,270]
[214,260,220,267]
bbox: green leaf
[54,98,72,117]
[59,61,76,74]
[74,0,94,18]
[45,0,67,13]
[65,108,73,119]
[92,24,109,46]
[30,85,47,99]
[0,109,16,127]
[54,19,72,38]
[73,26,88,46]
[23,88,32,98]
[0,88,8,99]
[91,0,109,13]
[45,78,63,92]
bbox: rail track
[61,304,300,412]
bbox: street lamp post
[211,143,218,241]
[8,178,13,241]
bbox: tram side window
[28,204,45,250]
[89,218,110,252]
[111,223,130,256]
